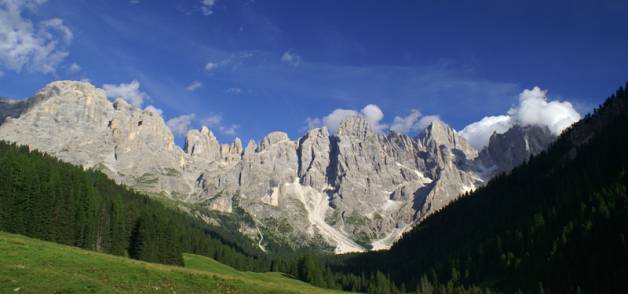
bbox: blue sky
[1,0,628,146]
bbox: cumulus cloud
[459,115,512,150]
[167,113,195,137]
[186,80,202,91]
[390,109,422,133]
[509,87,580,134]
[201,114,239,136]
[201,0,216,16]
[281,50,301,66]
[40,18,72,43]
[389,110,442,134]
[168,113,240,138]
[305,104,387,133]
[460,86,581,149]
[0,0,73,74]
[361,104,386,131]
[416,115,442,131]
[102,80,149,108]
[307,108,357,133]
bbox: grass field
[0,231,342,293]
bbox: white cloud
[201,114,239,136]
[205,62,219,71]
[226,87,242,94]
[0,0,73,74]
[459,115,512,150]
[390,109,422,133]
[460,86,581,149]
[201,0,216,16]
[201,114,222,127]
[313,108,357,133]
[361,104,387,132]
[186,80,202,91]
[305,104,387,133]
[40,18,72,43]
[509,87,581,135]
[67,62,81,73]
[389,110,442,135]
[304,117,323,131]
[219,124,239,136]
[204,53,253,72]
[167,113,195,137]
[417,115,442,131]
[281,50,301,66]
[167,113,240,138]
[102,80,149,108]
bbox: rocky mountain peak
[37,80,105,102]
[184,127,220,160]
[259,131,291,151]
[0,80,561,254]
[479,125,555,175]
[420,120,478,160]
[245,139,257,155]
[337,115,376,139]
[220,138,243,161]
[297,127,331,190]
[113,98,132,111]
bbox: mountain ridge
[0,80,558,253]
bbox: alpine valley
[0,81,555,254]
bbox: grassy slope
[0,232,341,294]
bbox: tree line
[0,141,270,270]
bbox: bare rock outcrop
[0,80,559,253]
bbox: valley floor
[0,231,341,294]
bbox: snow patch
[396,162,432,184]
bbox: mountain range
[0,80,556,253]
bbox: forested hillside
[0,142,269,271]
[325,84,628,293]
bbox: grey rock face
[0,81,189,197]
[297,127,331,190]
[185,126,221,161]
[0,80,559,253]
[478,125,556,177]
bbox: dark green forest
[0,142,271,270]
[317,84,628,293]
[1,83,627,294]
